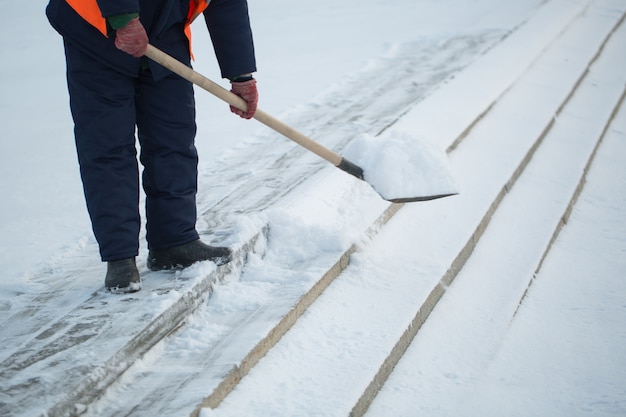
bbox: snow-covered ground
[366,100,626,417]
[1,0,625,416]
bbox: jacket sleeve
[95,0,140,18]
[203,0,257,79]
[97,0,139,17]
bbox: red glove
[230,79,258,119]
[114,17,148,58]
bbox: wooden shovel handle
[144,44,343,167]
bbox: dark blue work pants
[65,41,200,261]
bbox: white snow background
[1,0,625,416]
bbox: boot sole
[106,281,142,294]
[147,255,232,272]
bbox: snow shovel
[144,44,458,203]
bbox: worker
[46,0,258,293]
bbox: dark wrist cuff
[230,75,254,83]
[108,13,139,30]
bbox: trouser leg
[135,68,199,250]
[64,41,140,261]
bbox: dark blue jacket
[46,0,256,80]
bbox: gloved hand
[114,17,148,58]
[230,78,258,119]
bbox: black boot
[147,239,232,271]
[105,258,141,294]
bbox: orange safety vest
[65,0,209,51]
